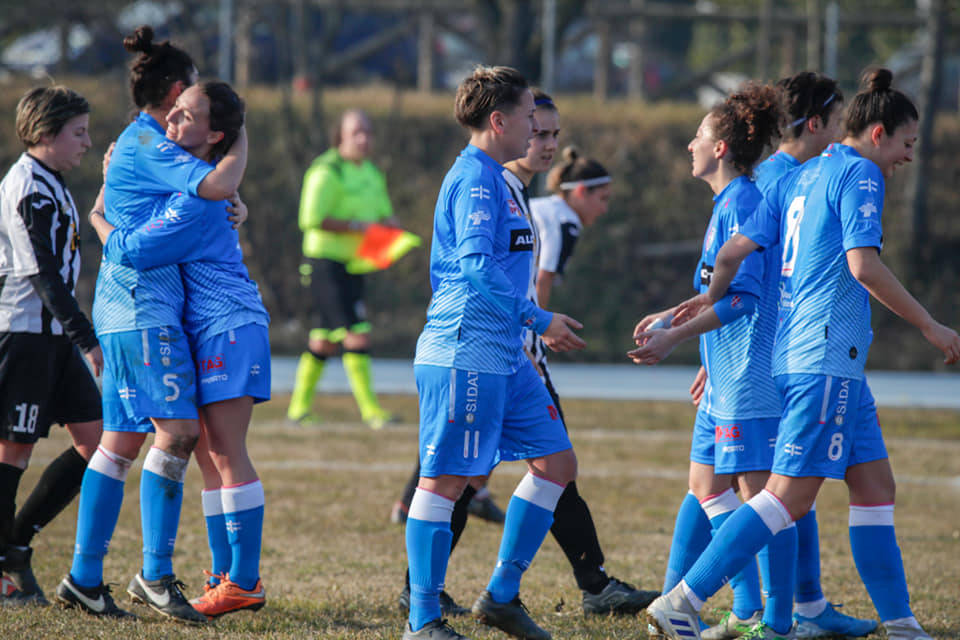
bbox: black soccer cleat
[472,589,551,640]
[127,572,207,624]
[582,576,659,615]
[56,574,136,619]
[2,546,49,605]
[398,582,470,617]
[402,618,472,639]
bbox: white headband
[559,176,611,190]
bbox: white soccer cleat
[646,586,702,640]
[884,618,934,640]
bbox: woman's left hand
[227,192,248,229]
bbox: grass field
[3,393,959,639]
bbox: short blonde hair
[16,86,89,148]
[454,65,528,130]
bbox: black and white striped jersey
[0,153,97,351]
[530,194,582,277]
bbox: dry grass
[3,394,959,639]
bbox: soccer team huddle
[0,23,957,640]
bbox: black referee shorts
[299,257,369,339]
[0,333,102,444]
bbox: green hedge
[3,78,958,370]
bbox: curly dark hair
[710,83,782,175]
[123,25,196,109]
[777,71,843,139]
[454,65,528,130]
[845,67,917,138]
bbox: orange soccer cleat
[189,574,265,619]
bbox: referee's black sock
[10,446,86,547]
[0,462,25,554]
[551,481,610,594]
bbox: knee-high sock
[140,447,188,580]
[849,504,912,622]
[10,447,87,547]
[486,472,565,603]
[405,484,475,589]
[202,489,230,586]
[664,491,713,593]
[758,524,798,634]
[342,350,382,419]
[551,481,608,594]
[702,489,763,619]
[222,480,265,590]
[287,351,325,419]
[795,501,826,613]
[0,463,25,550]
[406,489,455,631]
[71,447,133,588]
[683,490,793,610]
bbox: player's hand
[84,345,104,377]
[921,320,960,365]
[541,313,585,353]
[102,142,115,180]
[227,192,248,229]
[689,366,707,406]
[632,311,674,345]
[673,293,712,326]
[627,327,680,365]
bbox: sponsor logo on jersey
[464,370,479,418]
[858,200,877,218]
[510,228,535,252]
[507,199,521,216]
[705,225,717,249]
[834,378,851,425]
[118,387,136,400]
[714,423,742,442]
[468,209,491,226]
[547,405,559,420]
[158,328,172,367]
[858,177,879,193]
[782,442,804,456]
[470,186,491,200]
[722,444,745,453]
[201,373,229,384]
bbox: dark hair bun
[123,25,155,54]
[863,68,893,93]
[561,146,579,163]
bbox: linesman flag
[346,223,422,274]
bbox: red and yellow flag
[346,223,422,274]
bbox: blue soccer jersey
[741,143,883,379]
[93,113,214,335]
[753,150,800,193]
[415,145,551,374]
[103,190,269,346]
[696,176,780,420]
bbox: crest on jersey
[507,199,522,216]
[468,210,491,226]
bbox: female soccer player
[635,73,876,639]
[644,68,960,640]
[531,145,611,309]
[57,26,246,622]
[0,87,102,606]
[88,81,268,621]
[404,66,584,640]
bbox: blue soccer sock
[140,447,187,581]
[703,489,763,620]
[222,480,265,590]
[684,490,793,607]
[70,447,133,588]
[758,523,798,635]
[663,491,713,593]
[202,488,230,587]
[406,488,455,631]
[486,472,564,604]
[849,504,912,622]
[795,501,826,614]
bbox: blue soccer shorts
[772,373,887,479]
[193,323,271,407]
[415,359,571,478]
[689,406,778,475]
[100,326,197,432]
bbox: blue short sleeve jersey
[753,150,800,193]
[740,143,883,379]
[696,175,779,419]
[415,145,545,374]
[103,189,269,346]
[93,113,214,335]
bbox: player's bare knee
[0,439,34,468]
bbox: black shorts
[0,333,102,444]
[300,258,368,336]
